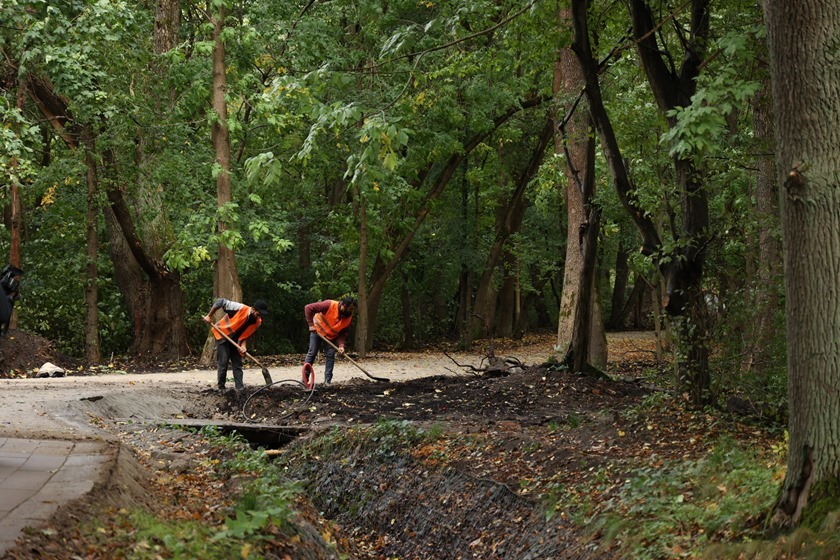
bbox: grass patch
[587,437,784,559]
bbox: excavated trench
[62,375,624,559]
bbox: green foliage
[593,438,783,559]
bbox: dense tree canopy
[0,0,782,404]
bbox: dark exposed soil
[172,351,751,560]
[0,329,79,377]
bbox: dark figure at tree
[0,265,24,337]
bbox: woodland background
[1,0,781,404]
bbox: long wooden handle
[316,332,389,382]
[210,322,264,367]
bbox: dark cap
[253,299,269,316]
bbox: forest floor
[0,330,786,559]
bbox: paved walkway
[0,438,111,555]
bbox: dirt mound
[0,329,79,378]
[211,365,649,427]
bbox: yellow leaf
[240,543,252,558]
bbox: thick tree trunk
[554,25,608,369]
[765,0,840,529]
[154,0,180,56]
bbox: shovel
[315,332,389,383]
[210,323,273,385]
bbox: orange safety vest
[212,306,261,342]
[313,300,352,340]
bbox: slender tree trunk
[608,237,630,329]
[82,128,100,363]
[7,82,25,331]
[355,188,370,356]
[626,0,712,403]
[566,206,601,373]
[201,5,243,364]
[765,0,840,529]
[742,75,781,375]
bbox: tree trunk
[566,206,601,373]
[742,75,782,375]
[201,5,243,365]
[8,82,25,331]
[553,25,608,368]
[154,0,180,56]
[360,97,546,350]
[626,0,712,403]
[82,128,100,363]
[608,237,630,329]
[554,35,590,347]
[355,188,370,357]
[25,73,190,358]
[472,121,553,340]
[765,0,840,529]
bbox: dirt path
[0,335,570,438]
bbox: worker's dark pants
[216,340,244,390]
[0,295,13,336]
[304,332,336,383]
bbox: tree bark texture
[201,6,244,364]
[553,29,607,368]
[765,0,840,528]
[154,0,180,56]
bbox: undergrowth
[82,428,304,559]
[561,436,786,559]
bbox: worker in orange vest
[203,298,269,392]
[304,296,357,385]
